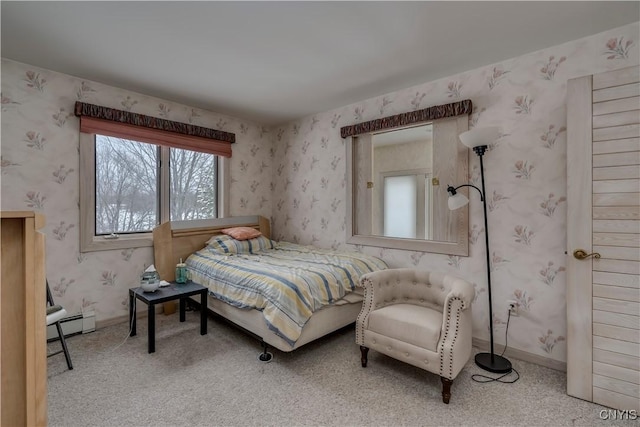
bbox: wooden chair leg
[440,377,452,404]
[360,346,369,367]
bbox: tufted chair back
[356,268,474,404]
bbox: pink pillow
[221,226,262,241]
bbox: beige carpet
[47,311,633,426]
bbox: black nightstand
[129,281,208,353]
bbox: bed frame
[152,216,364,360]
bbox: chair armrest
[443,277,474,312]
[439,277,474,379]
[440,276,474,353]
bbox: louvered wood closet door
[567,65,640,411]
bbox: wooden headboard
[152,215,270,282]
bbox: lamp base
[475,352,512,373]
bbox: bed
[152,215,387,358]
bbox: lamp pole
[474,145,512,373]
[448,144,512,374]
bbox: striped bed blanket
[186,241,387,346]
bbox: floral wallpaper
[270,22,639,364]
[1,21,638,365]
[1,59,273,323]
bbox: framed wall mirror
[343,100,472,255]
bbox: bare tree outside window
[170,147,217,221]
[95,135,217,235]
[96,136,158,234]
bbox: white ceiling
[2,2,638,125]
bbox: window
[381,171,431,240]
[75,101,233,252]
[168,145,218,222]
[80,133,228,252]
[383,175,417,239]
[95,136,159,235]
[95,135,218,235]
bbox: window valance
[74,101,234,157]
[340,99,472,138]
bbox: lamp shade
[459,126,500,149]
[448,192,469,210]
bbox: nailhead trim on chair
[355,277,374,345]
[439,297,463,380]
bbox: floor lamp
[447,126,512,374]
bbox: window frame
[79,133,229,252]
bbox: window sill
[80,233,153,253]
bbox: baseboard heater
[47,310,95,342]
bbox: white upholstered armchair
[356,268,474,404]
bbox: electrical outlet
[507,300,519,317]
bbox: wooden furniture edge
[1,211,47,426]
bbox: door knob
[573,249,601,260]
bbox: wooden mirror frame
[342,100,472,255]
